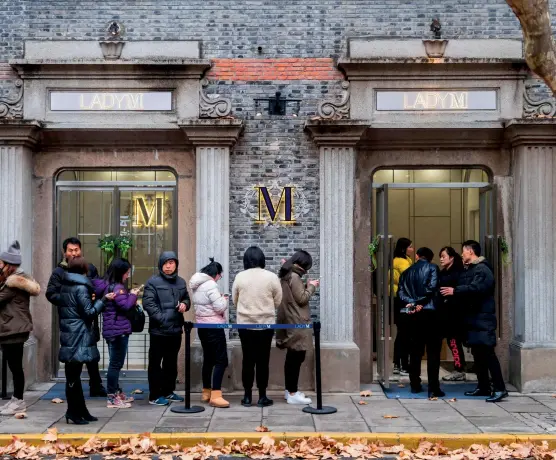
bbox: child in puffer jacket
[189,258,229,408]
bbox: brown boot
[201,388,211,403]
[209,390,230,408]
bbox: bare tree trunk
[507,0,556,95]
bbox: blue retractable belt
[193,323,312,329]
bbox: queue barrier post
[170,321,205,414]
[303,321,337,415]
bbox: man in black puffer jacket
[143,251,190,406]
[398,247,444,398]
[441,240,507,403]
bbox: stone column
[507,120,556,392]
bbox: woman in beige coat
[276,250,319,405]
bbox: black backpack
[109,284,146,333]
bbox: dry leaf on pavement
[131,389,144,394]
[359,390,371,397]
[42,428,58,443]
[383,415,399,419]
[51,398,63,404]
[358,400,368,405]
[13,413,26,419]
[255,425,270,432]
[428,397,438,401]
[449,398,457,402]
[397,384,405,388]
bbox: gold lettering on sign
[77,93,146,110]
[403,91,469,110]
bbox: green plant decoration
[499,236,511,267]
[98,235,117,265]
[368,235,380,272]
[116,235,134,258]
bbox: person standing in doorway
[232,246,282,407]
[0,241,40,415]
[46,237,106,397]
[143,251,190,406]
[190,258,229,408]
[438,246,467,382]
[390,238,414,376]
[277,250,317,405]
[397,247,444,398]
[440,240,507,402]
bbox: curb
[2,433,556,449]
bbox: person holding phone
[190,258,229,408]
[93,258,141,409]
[277,250,318,405]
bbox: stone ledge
[0,119,42,147]
[179,118,244,147]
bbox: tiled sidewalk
[2,383,556,435]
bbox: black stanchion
[1,352,10,400]
[303,321,337,415]
[170,321,205,414]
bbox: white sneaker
[0,398,26,415]
[0,396,15,411]
[286,392,312,405]
[285,390,307,400]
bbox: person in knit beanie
[0,240,40,415]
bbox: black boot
[464,387,491,397]
[486,390,508,403]
[89,385,107,398]
[428,389,445,399]
[257,389,273,407]
[241,389,252,407]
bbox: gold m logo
[134,197,163,227]
[255,186,295,224]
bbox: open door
[375,184,395,388]
[479,184,500,338]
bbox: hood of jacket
[280,264,306,282]
[158,251,179,281]
[64,272,92,288]
[4,271,40,296]
[189,272,213,291]
[466,256,493,271]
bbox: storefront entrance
[372,168,499,387]
[54,169,177,375]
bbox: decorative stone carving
[523,90,556,118]
[317,81,350,120]
[0,79,23,119]
[199,79,232,118]
[99,21,126,60]
[423,39,449,58]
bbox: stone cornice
[304,120,369,147]
[505,118,556,147]
[179,118,244,147]
[0,119,42,148]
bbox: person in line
[190,258,229,408]
[58,257,115,425]
[438,247,467,382]
[93,258,141,409]
[232,246,282,407]
[441,240,507,402]
[143,251,190,406]
[277,250,318,405]
[390,238,414,376]
[397,247,444,398]
[46,237,106,397]
[0,241,39,415]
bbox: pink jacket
[189,272,228,324]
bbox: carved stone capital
[0,79,23,119]
[305,119,368,147]
[179,118,243,146]
[317,81,350,120]
[0,119,42,148]
[523,89,556,118]
[199,79,232,118]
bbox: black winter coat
[438,266,465,338]
[454,258,496,347]
[397,259,440,311]
[57,273,104,363]
[143,251,190,337]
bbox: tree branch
[507,0,556,95]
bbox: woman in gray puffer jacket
[58,257,114,425]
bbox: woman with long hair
[0,241,39,415]
[438,246,467,381]
[190,258,229,408]
[277,250,318,405]
[58,257,114,424]
[232,246,282,407]
[391,237,414,375]
[93,258,141,408]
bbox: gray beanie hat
[0,240,22,266]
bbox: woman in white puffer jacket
[189,258,229,408]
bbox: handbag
[109,284,146,333]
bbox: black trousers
[393,321,410,370]
[148,334,182,401]
[86,360,103,389]
[446,336,466,372]
[408,310,442,392]
[2,343,24,400]
[198,329,228,391]
[285,349,306,394]
[238,329,274,392]
[471,344,506,392]
[65,362,93,418]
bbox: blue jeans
[106,335,129,395]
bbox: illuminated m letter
[135,197,163,226]
[255,186,294,223]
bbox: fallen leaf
[358,400,368,405]
[255,425,270,432]
[359,390,371,397]
[13,413,26,419]
[131,389,144,395]
[383,415,399,419]
[449,398,457,402]
[428,397,438,401]
[397,384,405,388]
[42,428,58,443]
[51,398,63,404]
